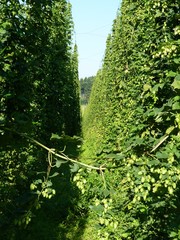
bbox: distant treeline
[80,76,94,105]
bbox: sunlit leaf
[49,172,59,178]
[172,75,180,89]
[70,163,79,173]
[56,159,67,168]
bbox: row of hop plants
[0,0,81,237]
[80,0,180,239]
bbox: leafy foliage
[0,0,81,238]
[1,0,180,239]
[81,0,180,239]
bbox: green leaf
[151,83,164,93]
[46,180,52,187]
[115,153,125,160]
[49,172,59,178]
[169,231,177,237]
[172,75,180,89]
[143,182,151,189]
[37,171,46,175]
[102,148,111,153]
[174,58,180,64]
[129,3,136,11]
[134,137,144,145]
[103,189,110,197]
[166,126,174,135]
[70,163,79,173]
[168,186,173,195]
[167,71,177,77]
[173,96,180,101]
[121,233,129,238]
[4,93,13,99]
[143,83,151,92]
[153,106,164,116]
[51,133,62,140]
[140,207,146,213]
[147,159,160,166]
[175,74,180,81]
[90,204,104,213]
[172,102,180,110]
[106,153,124,160]
[156,152,168,159]
[106,153,117,159]
[34,179,43,184]
[56,159,67,168]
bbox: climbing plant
[81,0,180,239]
[0,0,81,237]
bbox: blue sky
[69,0,121,79]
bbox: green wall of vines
[82,0,180,238]
[0,0,81,236]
